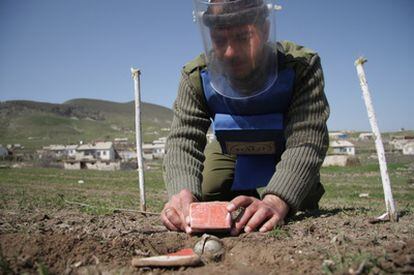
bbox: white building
[142,137,167,160]
[64,141,120,171]
[42,145,67,158]
[117,150,137,162]
[76,142,116,161]
[403,142,414,155]
[358,132,373,141]
[64,160,120,171]
[142,143,166,160]
[114,137,129,144]
[330,140,355,155]
[142,144,155,160]
[329,132,348,140]
[153,137,167,144]
[322,155,360,167]
[152,143,166,159]
[390,139,412,151]
[41,144,79,159]
[66,145,78,158]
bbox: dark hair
[202,0,269,28]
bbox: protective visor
[193,0,278,98]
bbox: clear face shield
[193,0,278,98]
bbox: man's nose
[223,42,237,59]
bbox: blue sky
[1,0,413,131]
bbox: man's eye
[213,37,226,47]
[235,32,251,42]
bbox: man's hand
[161,189,197,233]
[227,194,289,235]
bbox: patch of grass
[1,156,413,219]
[0,165,167,214]
[325,251,380,274]
[320,161,414,214]
[36,261,50,275]
[267,226,290,239]
[321,162,406,174]
[0,252,12,275]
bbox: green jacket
[163,40,330,212]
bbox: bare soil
[1,207,413,274]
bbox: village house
[152,143,165,159]
[114,137,129,144]
[113,138,137,162]
[390,136,414,152]
[41,144,77,159]
[330,140,355,156]
[75,141,116,161]
[358,132,373,141]
[322,155,360,167]
[117,149,137,162]
[403,142,414,155]
[43,145,66,158]
[153,137,167,145]
[142,137,167,160]
[142,144,155,160]
[66,145,78,158]
[64,141,120,171]
[329,132,348,140]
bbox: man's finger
[161,213,180,231]
[245,208,273,233]
[164,207,185,231]
[161,208,180,231]
[180,199,192,223]
[227,195,254,212]
[178,189,196,221]
[258,216,279,232]
[231,203,257,235]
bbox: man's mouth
[225,60,246,72]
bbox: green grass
[322,249,381,274]
[0,158,413,217]
[321,162,405,174]
[0,253,13,275]
[0,163,167,214]
[320,162,414,214]
[267,226,291,239]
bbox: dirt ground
[1,206,413,274]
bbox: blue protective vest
[201,57,295,190]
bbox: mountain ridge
[0,98,173,149]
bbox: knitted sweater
[163,41,330,212]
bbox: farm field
[0,158,413,274]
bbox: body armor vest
[201,55,295,190]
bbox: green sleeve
[162,69,211,199]
[262,44,330,212]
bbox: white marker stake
[131,68,146,212]
[354,57,398,222]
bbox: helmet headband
[202,4,269,28]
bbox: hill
[0,99,173,149]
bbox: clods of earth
[1,208,413,274]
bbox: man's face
[210,23,268,80]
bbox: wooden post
[354,57,398,222]
[131,67,146,212]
